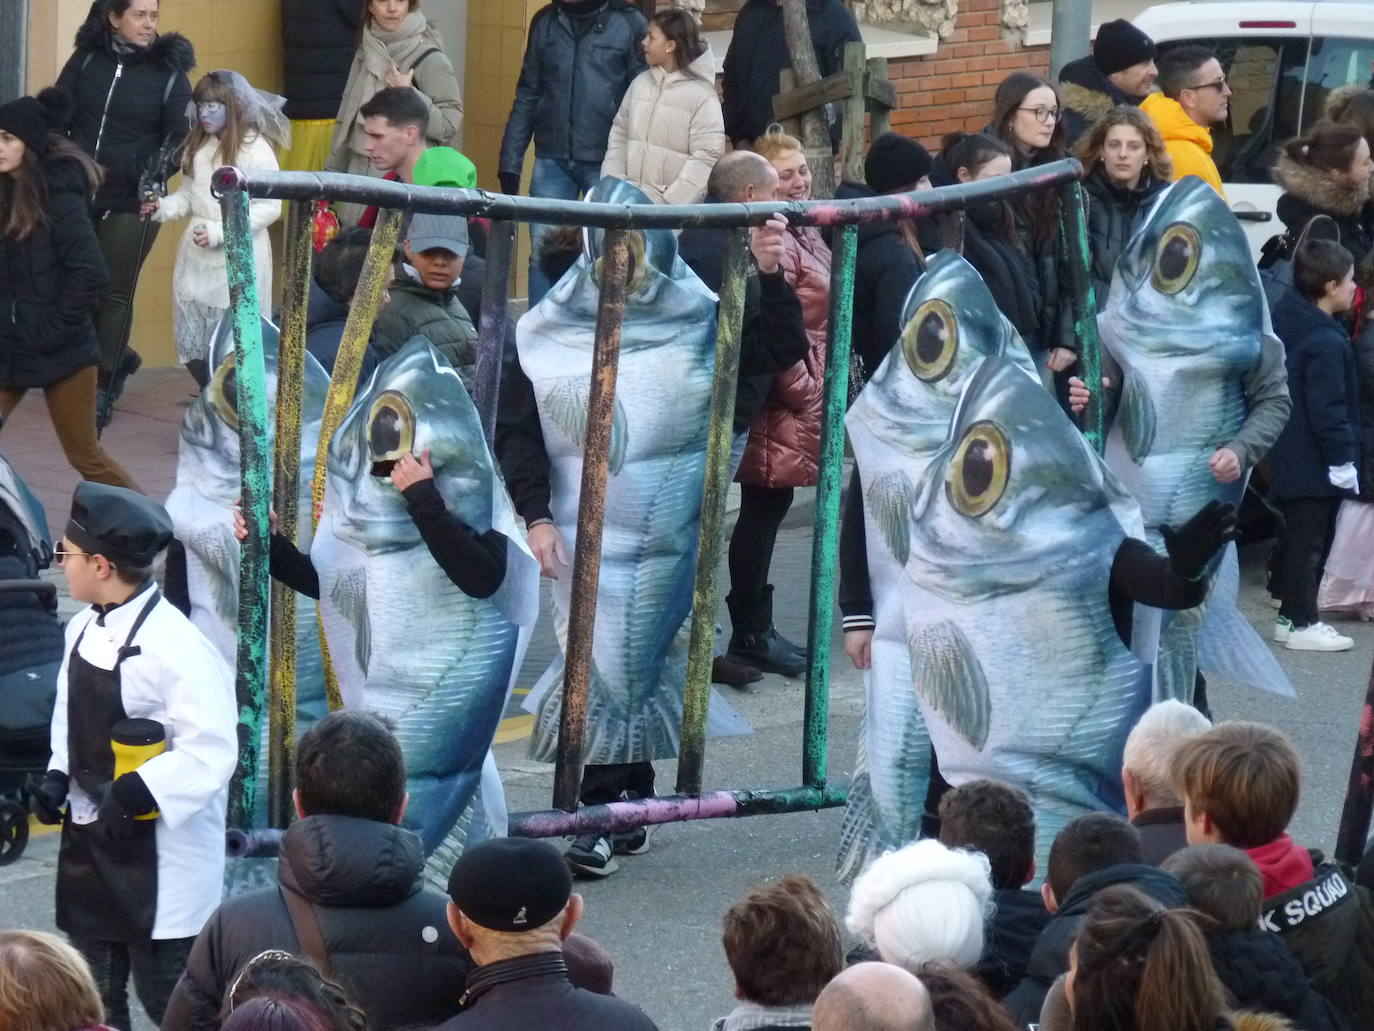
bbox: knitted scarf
[331,11,443,158]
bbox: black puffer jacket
[161,815,475,1031]
[0,153,108,390]
[1082,165,1169,302]
[1003,863,1189,1025]
[499,0,647,178]
[305,277,378,380]
[1274,152,1374,270]
[56,13,194,214]
[1058,55,1141,145]
[281,0,362,121]
[1206,928,1349,1031]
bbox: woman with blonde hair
[0,931,109,1031]
[1075,105,1174,301]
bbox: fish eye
[945,420,1011,518]
[902,299,959,383]
[593,230,648,294]
[1151,223,1201,295]
[367,390,415,464]
[209,354,239,431]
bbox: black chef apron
[55,590,162,943]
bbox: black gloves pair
[1160,500,1240,581]
[26,770,68,825]
[25,770,155,840]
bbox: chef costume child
[27,483,237,1030]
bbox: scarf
[1245,833,1315,899]
[332,11,442,157]
[710,1001,813,1031]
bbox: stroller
[0,453,64,864]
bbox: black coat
[1273,152,1374,271]
[499,1,647,177]
[0,153,108,390]
[977,887,1051,999]
[56,15,194,214]
[305,277,378,380]
[281,0,363,121]
[1206,928,1350,1031]
[1058,55,1140,146]
[1268,292,1360,501]
[1352,320,1374,500]
[834,180,926,379]
[437,954,658,1030]
[161,814,475,1031]
[1003,863,1189,1025]
[721,0,861,146]
[1131,805,1189,866]
[1081,166,1169,302]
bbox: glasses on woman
[1017,106,1061,124]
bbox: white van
[1133,1,1374,255]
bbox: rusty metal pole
[676,228,750,797]
[552,229,632,813]
[267,200,312,827]
[475,219,515,449]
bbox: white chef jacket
[49,581,238,940]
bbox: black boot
[97,351,143,430]
[726,588,806,678]
[761,585,808,661]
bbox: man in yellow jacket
[1140,45,1232,197]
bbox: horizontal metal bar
[210,161,1083,230]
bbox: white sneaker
[1284,622,1355,652]
[1268,595,1282,609]
[1273,616,1293,643]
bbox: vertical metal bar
[475,219,515,449]
[676,227,750,797]
[310,208,403,710]
[1058,180,1105,453]
[552,229,631,813]
[1336,655,1374,866]
[802,224,857,790]
[221,188,272,830]
[267,200,312,827]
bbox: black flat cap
[65,483,173,567]
[447,838,573,932]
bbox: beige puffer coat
[601,44,726,204]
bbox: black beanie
[0,88,73,157]
[865,133,933,195]
[1093,20,1156,76]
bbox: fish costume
[519,177,748,768]
[310,338,539,884]
[839,252,1042,880]
[1102,177,1293,700]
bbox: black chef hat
[447,837,573,932]
[865,133,933,195]
[1093,20,1156,77]
[0,88,73,158]
[65,483,174,567]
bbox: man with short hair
[1003,813,1187,1022]
[936,780,1048,996]
[712,874,842,1030]
[334,86,432,226]
[1122,699,1213,864]
[810,962,934,1031]
[439,837,658,1029]
[1141,45,1232,195]
[162,711,475,1031]
[1058,19,1157,144]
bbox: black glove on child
[26,770,68,825]
[1161,500,1240,581]
[93,772,157,841]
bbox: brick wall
[887,0,1049,149]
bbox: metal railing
[213,159,1094,837]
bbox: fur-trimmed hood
[1059,55,1135,122]
[1325,83,1369,122]
[72,9,195,73]
[1274,150,1370,218]
[1228,1012,1297,1031]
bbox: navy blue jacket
[499,1,647,177]
[1268,292,1360,501]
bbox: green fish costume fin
[866,471,915,566]
[1119,370,1157,463]
[909,620,991,750]
[544,377,629,475]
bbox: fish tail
[528,661,685,765]
[836,773,878,884]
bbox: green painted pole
[802,224,857,790]
[1059,180,1105,453]
[676,227,750,797]
[267,200,312,828]
[220,188,272,830]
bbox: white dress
[153,134,281,364]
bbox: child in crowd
[1162,844,1347,1031]
[602,7,725,205]
[1172,721,1374,1027]
[306,227,385,379]
[1267,239,1362,651]
[0,930,111,1031]
[151,69,286,387]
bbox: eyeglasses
[1185,76,1228,92]
[53,539,94,565]
[1018,106,1060,124]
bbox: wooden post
[780,0,835,198]
[841,41,867,183]
[869,57,893,137]
[777,69,803,139]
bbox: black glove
[26,770,68,825]
[93,780,136,841]
[1160,500,1239,581]
[498,172,521,196]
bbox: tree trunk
[779,0,836,198]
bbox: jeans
[71,935,195,1031]
[94,212,161,377]
[0,366,140,490]
[527,157,604,305]
[1274,498,1341,628]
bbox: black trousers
[727,485,795,610]
[579,761,655,808]
[1274,498,1341,628]
[71,934,194,1031]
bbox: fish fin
[836,770,877,884]
[1196,545,1296,697]
[1118,370,1157,463]
[329,571,370,676]
[206,548,238,627]
[908,620,991,750]
[608,396,629,476]
[866,472,914,565]
[543,377,629,475]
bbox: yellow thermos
[111,718,166,821]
